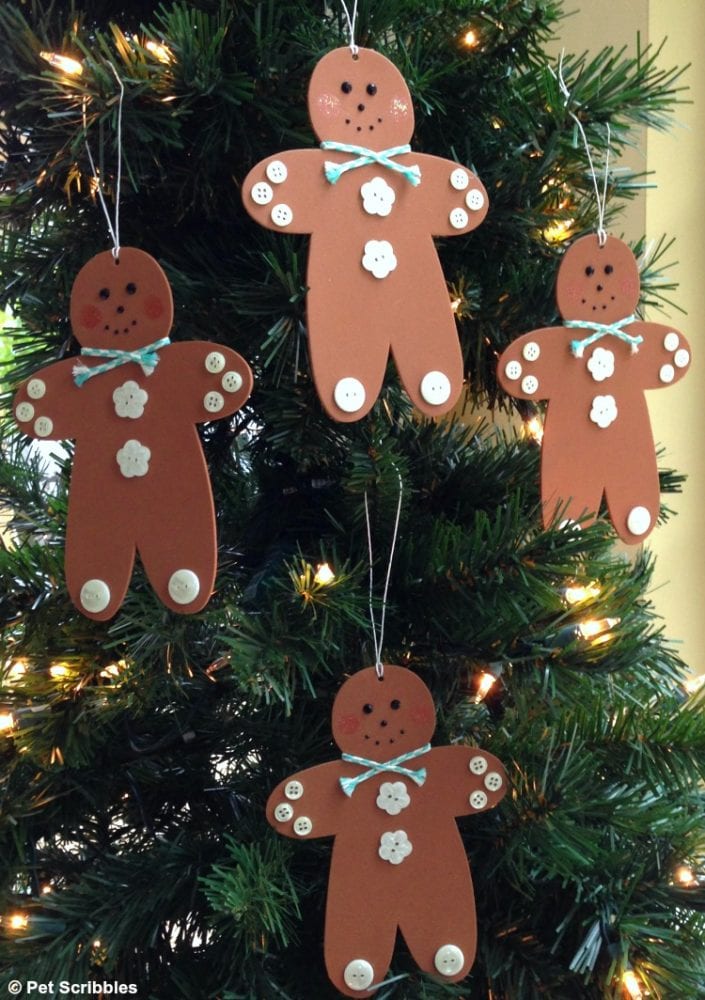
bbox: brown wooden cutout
[266,664,507,995]
[242,46,489,421]
[13,247,253,620]
[497,234,691,543]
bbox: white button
[484,771,503,792]
[271,203,293,227]
[273,802,294,822]
[362,239,397,279]
[449,168,469,190]
[469,790,488,810]
[376,780,410,815]
[266,160,288,184]
[168,569,201,605]
[504,360,522,381]
[522,341,540,362]
[674,348,690,369]
[293,815,312,836]
[659,364,675,384]
[80,579,111,614]
[434,944,464,976]
[113,380,148,420]
[360,176,396,217]
[27,378,46,400]
[15,402,35,422]
[521,375,539,395]
[465,188,485,211]
[116,439,150,478]
[627,506,651,537]
[285,780,303,800]
[204,391,225,413]
[663,331,679,351]
[34,416,54,437]
[222,371,243,393]
[589,394,618,429]
[205,351,225,374]
[344,959,374,992]
[420,370,451,406]
[469,755,488,775]
[334,377,366,414]
[378,829,413,864]
[250,181,273,205]
[449,207,469,229]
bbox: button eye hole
[604,264,614,275]
[366,83,377,96]
[125,282,137,294]
[390,699,401,710]
[362,703,374,715]
[585,266,595,276]
[341,81,353,94]
[98,287,110,300]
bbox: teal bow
[339,743,430,797]
[321,141,421,186]
[72,337,171,386]
[565,315,641,357]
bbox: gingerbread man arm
[624,321,691,390]
[266,760,350,841]
[497,326,569,401]
[241,150,329,234]
[161,343,253,423]
[13,358,89,440]
[413,154,489,236]
[427,746,507,818]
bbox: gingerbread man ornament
[13,248,253,620]
[242,46,489,421]
[497,235,691,543]
[267,665,507,995]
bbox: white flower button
[271,204,293,227]
[420,370,451,406]
[34,416,53,437]
[465,188,485,212]
[80,579,111,614]
[274,802,294,823]
[450,167,469,190]
[484,771,503,792]
[15,402,34,422]
[250,181,273,206]
[587,347,615,383]
[659,364,675,384]
[116,439,151,478]
[522,341,540,362]
[589,394,618,429]
[378,829,413,865]
[469,755,488,775]
[113,380,148,420]
[334,377,366,414]
[344,960,374,992]
[266,160,288,184]
[293,816,312,836]
[27,378,46,400]
[627,506,651,537]
[469,790,488,810]
[504,360,522,381]
[204,391,225,414]
[376,781,410,816]
[521,374,539,395]
[222,371,243,393]
[205,351,225,374]
[285,780,304,800]
[362,239,397,280]
[168,569,200,605]
[449,207,469,230]
[360,175,396,217]
[674,348,690,368]
[663,331,679,351]
[434,944,465,977]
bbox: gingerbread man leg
[604,434,661,544]
[541,411,604,530]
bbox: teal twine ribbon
[339,743,430,797]
[72,337,171,386]
[565,315,641,358]
[321,141,421,186]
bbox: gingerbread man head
[69,247,174,350]
[556,234,640,325]
[307,47,414,148]
[331,664,436,762]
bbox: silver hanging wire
[82,61,125,259]
[339,0,360,56]
[364,471,404,679]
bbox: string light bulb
[684,675,705,695]
[8,912,29,931]
[7,659,27,680]
[461,28,480,49]
[49,662,71,679]
[525,416,544,444]
[39,51,83,76]
[475,671,497,702]
[622,969,643,999]
[542,218,574,244]
[0,712,15,733]
[577,617,619,643]
[564,582,600,605]
[145,40,174,64]
[674,864,698,887]
[314,563,335,586]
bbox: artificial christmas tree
[1,2,704,998]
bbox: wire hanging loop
[363,472,404,680]
[82,61,125,260]
[552,51,611,247]
[339,0,360,57]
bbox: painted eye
[604,264,613,275]
[125,282,137,294]
[585,266,595,276]
[390,699,401,710]
[366,83,377,96]
[98,287,110,300]
[341,81,353,94]
[363,703,374,714]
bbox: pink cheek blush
[79,304,102,329]
[620,279,638,297]
[338,714,361,735]
[315,92,342,120]
[144,295,165,320]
